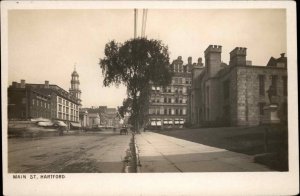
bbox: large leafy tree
[100,38,172,130]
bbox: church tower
[69,64,82,106]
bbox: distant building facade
[189,45,288,126]
[79,110,89,128]
[147,56,192,128]
[87,112,100,128]
[8,68,82,128]
[82,106,120,128]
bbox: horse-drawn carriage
[119,124,133,135]
[120,127,128,135]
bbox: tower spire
[70,63,81,106]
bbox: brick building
[8,80,52,120]
[8,68,82,128]
[189,45,287,126]
[147,56,192,128]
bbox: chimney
[229,47,247,66]
[177,56,183,64]
[204,45,222,77]
[45,80,49,88]
[280,53,285,58]
[188,57,192,65]
[197,57,204,67]
[12,81,18,88]
[20,79,26,88]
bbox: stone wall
[235,66,287,126]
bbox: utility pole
[134,9,138,38]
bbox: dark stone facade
[189,45,287,126]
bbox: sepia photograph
[2,1,298,195]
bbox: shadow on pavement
[139,150,270,172]
[156,125,288,171]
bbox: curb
[132,133,141,173]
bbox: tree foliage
[117,98,132,119]
[100,38,172,129]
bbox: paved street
[135,132,271,172]
[8,131,131,173]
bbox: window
[179,78,182,84]
[223,80,230,99]
[164,109,167,115]
[206,86,210,105]
[175,98,178,103]
[164,97,167,103]
[169,109,172,115]
[32,99,35,105]
[179,87,182,94]
[168,98,171,103]
[258,75,265,96]
[179,109,183,115]
[271,75,278,95]
[283,76,287,96]
[157,109,160,115]
[259,102,266,115]
[59,105,62,112]
[58,97,62,104]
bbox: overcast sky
[8,9,286,108]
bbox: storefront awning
[168,120,173,124]
[70,122,81,128]
[156,121,162,126]
[37,121,53,127]
[55,121,67,127]
[31,117,51,122]
[151,121,156,126]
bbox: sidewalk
[135,132,271,172]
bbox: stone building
[189,45,287,126]
[87,112,101,128]
[82,106,120,128]
[147,56,193,128]
[8,68,82,128]
[79,109,89,128]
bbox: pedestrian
[59,126,64,136]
